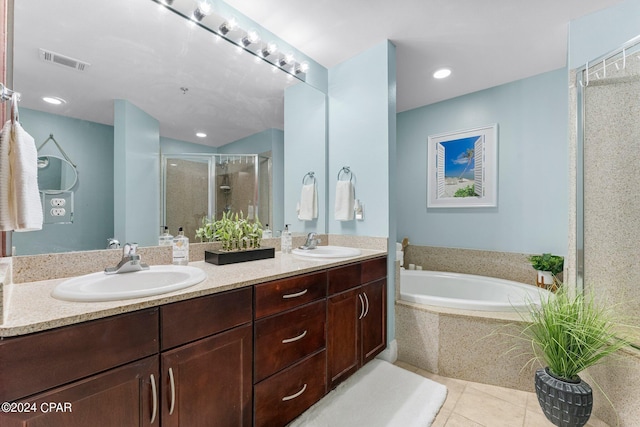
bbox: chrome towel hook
[337,166,353,182]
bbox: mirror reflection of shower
[162,153,272,241]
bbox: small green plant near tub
[514,286,635,427]
[529,253,564,290]
[528,253,564,275]
[195,211,263,251]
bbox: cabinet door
[327,287,361,390]
[0,356,159,427]
[161,323,252,427]
[360,279,387,364]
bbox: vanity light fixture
[42,96,67,105]
[219,18,238,35]
[196,132,207,138]
[433,68,452,79]
[192,0,215,22]
[241,29,260,47]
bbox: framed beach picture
[427,124,498,208]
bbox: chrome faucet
[106,238,121,249]
[105,243,150,274]
[298,232,321,250]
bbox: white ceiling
[13,0,624,147]
[224,0,624,111]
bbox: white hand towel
[334,180,354,221]
[299,183,317,220]
[0,121,14,230]
[8,122,43,231]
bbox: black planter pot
[535,368,593,427]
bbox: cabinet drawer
[361,256,387,284]
[254,350,326,427]
[254,271,326,319]
[328,263,361,295]
[0,309,159,402]
[161,287,252,350]
[254,300,326,382]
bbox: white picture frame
[427,124,498,208]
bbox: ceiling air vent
[39,48,90,72]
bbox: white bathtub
[400,269,549,312]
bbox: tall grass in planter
[518,287,634,427]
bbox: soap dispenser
[172,226,189,265]
[159,226,173,246]
[262,224,272,239]
[281,224,292,254]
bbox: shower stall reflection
[162,153,272,241]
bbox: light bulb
[219,18,238,35]
[295,61,309,74]
[261,42,277,58]
[241,29,260,47]
[193,0,214,21]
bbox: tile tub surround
[403,245,543,286]
[396,300,536,392]
[0,243,386,336]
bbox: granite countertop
[0,249,386,338]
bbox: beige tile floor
[394,361,610,427]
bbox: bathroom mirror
[11,0,304,254]
[37,156,78,193]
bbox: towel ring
[302,171,316,185]
[337,166,353,182]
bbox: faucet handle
[122,243,138,256]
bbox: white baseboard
[376,339,398,363]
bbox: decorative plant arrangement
[197,212,274,265]
[528,253,564,290]
[196,211,263,251]
[515,286,635,427]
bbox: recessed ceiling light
[196,132,207,138]
[42,96,66,105]
[433,68,452,79]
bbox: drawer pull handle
[282,330,307,344]
[358,294,365,319]
[282,289,308,299]
[282,383,307,401]
[168,367,176,416]
[363,292,370,318]
[150,374,158,424]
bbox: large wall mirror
[11,0,313,255]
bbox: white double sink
[51,246,362,303]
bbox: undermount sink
[51,265,207,302]
[292,245,362,259]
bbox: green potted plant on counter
[519,286,634,427]
[196,212,274,265]
[528,253,564,291]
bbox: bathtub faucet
[299,232,321,250]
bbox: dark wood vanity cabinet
[253,271,328,427]
[0,256,387,427]
[0,309,160,427]
[159,287,253,427]
[327,258,387,390]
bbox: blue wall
[328,41,395,239]
[569,0,640,69]
[12,108,114,254]
[284,82,328,233]
[160,136,217,154]
[114,100,160,247]
[397,68,569,255]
